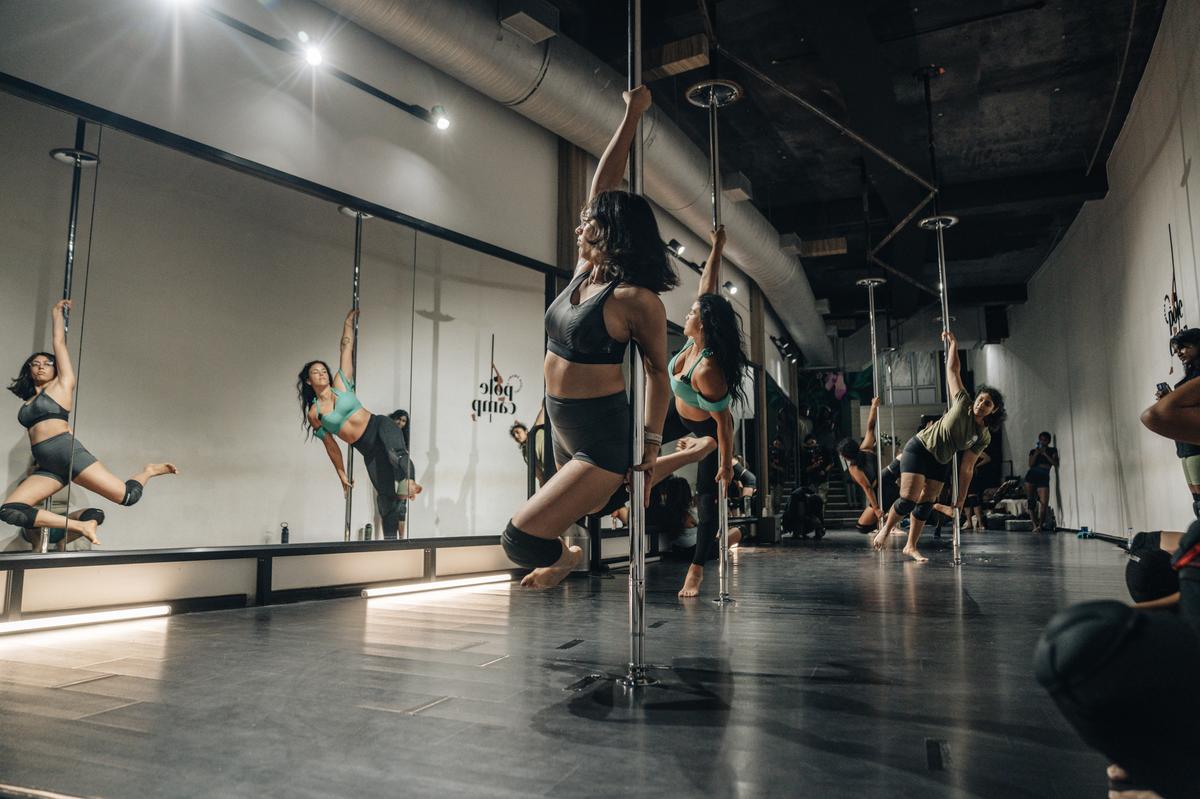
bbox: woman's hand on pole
[631,443,660,505]
[623,85,652,115]
[339,473,354,498]
[716,463,733,487]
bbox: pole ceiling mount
[855,277,888,288]
[49,148,99,167]
[338,206,373,220]
[918,214,959,230]
[685,78,743,108]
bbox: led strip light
[0,604,170,636]
[361,573,512,598]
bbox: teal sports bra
[668,339,731,413]
[310,370,363,439]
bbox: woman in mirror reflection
[298,308,413,540]
[501,85,677,588]
[2,300,178,547]
[666,224,748,597]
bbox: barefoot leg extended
[73,460,177,505]
[511,459,625,589]
[873,472,925,550]
[1,475,101,544]
[903,479,943,562]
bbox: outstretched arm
[698,226,726,297]
[954,450,980,509]
[631,291,670,489]
[591,86,652,199]
[321,432,353,497]
[860,396,881,453]
[49,300,76,393]
[337,309,358,388]
[942,330,965,397]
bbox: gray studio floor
[0,530,1125,798]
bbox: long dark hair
[8,352,55,401]
[389,408,411,447]
[976,384,1007,432]
[697,294,748,406]
[582,191,678,293]
[297,360,331,436]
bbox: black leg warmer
[501,521,563,568]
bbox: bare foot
[871,530,888,550]
[519,543,582,589]
[79,519,100,545]
[728,528,742,548]
[147,463,179,477]
[678,564,703,597]
[901,545,928,563]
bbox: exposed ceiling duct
[315,0,833,363]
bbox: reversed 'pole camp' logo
[471,334,523,422]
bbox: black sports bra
[544,269,628,365]
[18,390,70,429]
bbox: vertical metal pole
[917,65,962,565]
[868,288,884,517]
[887,355,896,461]
[41,120,92,555]
[344,212,363,542]
[622,0,653,688]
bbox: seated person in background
[510,407,553,487]
[800,435,833,499]
[730,454,757,513]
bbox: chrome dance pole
[916,65,962,565]
[686,56,741,606]
[339,207,370,541]
[621,0,656,689]
[856,278,887,531]
[44,121,99,554]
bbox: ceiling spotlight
[297,30,310,43]
[722,280,737,295]
[304,46,323,66]
[667,239,685,257]
[431,105,450,130]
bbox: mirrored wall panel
[0,88,549,550]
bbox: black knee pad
[0,502,37,529]
[911,502,935,521]
[78,508,106,525]
[1125,545,1178,604]
[855,522,875,534]
[892,497,916,517]
[121,480,144,506]
[1034,600,1200,798]
[501,521,562,568]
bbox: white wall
[975,0,1200,533]
[0,0,558,264]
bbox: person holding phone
[1151,328,1200,518]
[1024,432,1059,531]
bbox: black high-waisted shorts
[545,391,631,475]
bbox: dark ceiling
[555,0,1165,337]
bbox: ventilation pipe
[315,0,833,363]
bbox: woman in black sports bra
[2,300,177,547]
[501,86,678,588]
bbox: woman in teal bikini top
[665,225,750,598]
[297,308,412,540]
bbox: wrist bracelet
[644,429,663,445]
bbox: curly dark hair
[696,294,749,406]
[296,360,332,437]
[581,191,679,293]
[389,409,410,447]
[8,352,56,401]
[976,384,1007,432]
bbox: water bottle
[280,522,289,544]
[364,523,373,542]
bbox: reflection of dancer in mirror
[388,409,422,539]
[871,330,1005,562]
[668,224,748,597]
[298,309,413,540]
[1,300,177,547]
[501,85,676,589]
